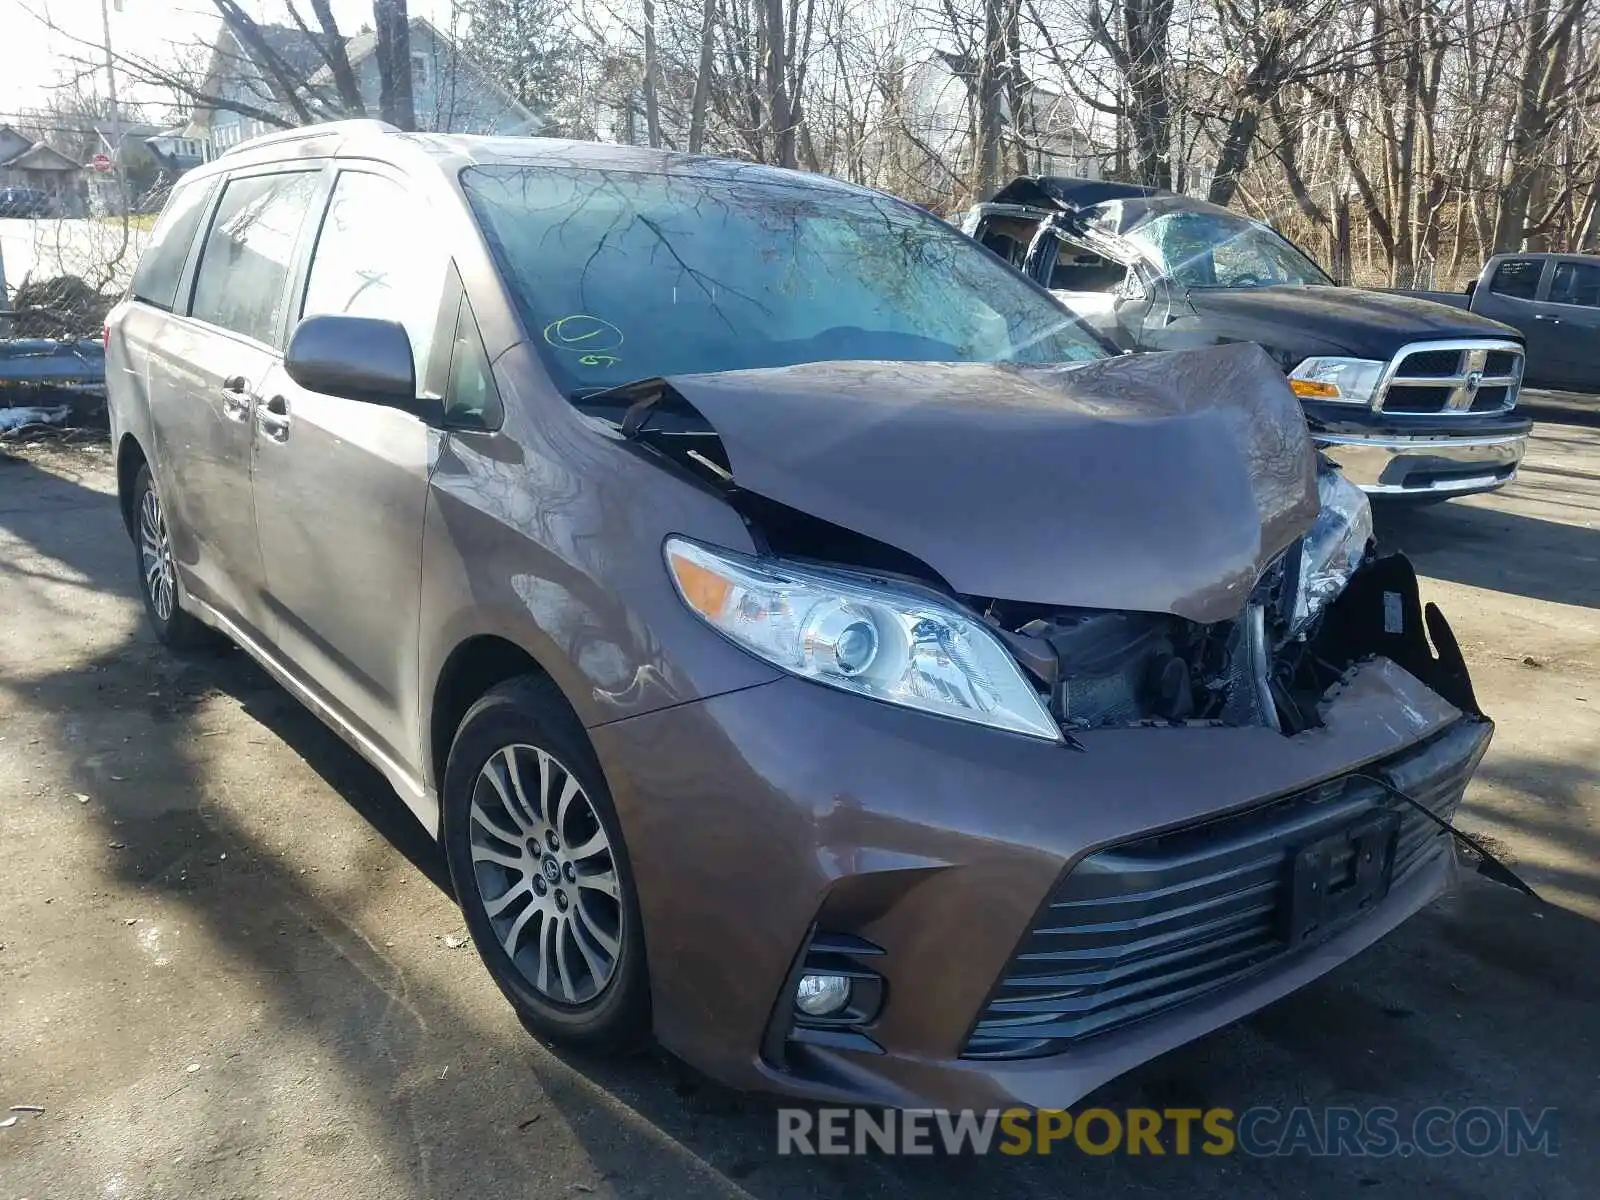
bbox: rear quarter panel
[105,300,164,528]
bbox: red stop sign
[91,153,112,172]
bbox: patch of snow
[0,405,70,432]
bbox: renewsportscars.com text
[776,1106,1559,1158]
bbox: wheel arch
[115,432,149,539]
[427,633,585,802]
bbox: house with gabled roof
[185,17,539,155]
[0,124,87,215]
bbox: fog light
[794,972,852,1017]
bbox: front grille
[961,720,1490,1060]
[1484,350,1519,377]
[1376,342,1522,414]
[1383,386,1453,413]
[1399,349,1461,378]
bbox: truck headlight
[1289,357,1386,405]
[664,537,1061,741]
[1290,469,1374,635]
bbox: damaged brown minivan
[106,121,1491,1110]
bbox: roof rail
[221,119,400,158]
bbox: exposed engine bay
[578,349,1483,742]
[978,547,1481,737]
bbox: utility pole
[99,0,129,221]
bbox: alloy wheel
[468,744,623,1006]
[138,487,176,622]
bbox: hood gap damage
[581,369,1480,742]
[586,378,959,587]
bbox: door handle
[219,375,252,423]
[256,395,291,443]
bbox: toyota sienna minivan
[106,120,1493,1110]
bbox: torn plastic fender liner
[1316,552,1483,718]
[642,343,1319,625]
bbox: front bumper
[589,656,1490,1110]
[1314,430,1527,497]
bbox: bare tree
[374,0,417,130]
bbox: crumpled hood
[1183,285,1518,359]
[658,342,1319,624]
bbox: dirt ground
[1,408,1597,1199]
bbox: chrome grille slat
[960,722,1490,1060]
[1375,339,1524,415]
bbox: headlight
[664,538,1061,741]
[1289,357,1386,405]
[1290,468,1373,635]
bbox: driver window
[980,229,1027,269]
[1048,237,1138,296]
[301,171,443,383]
[1212,238,1280,286]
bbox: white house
[187,17,539,155]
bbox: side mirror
[285,314,419,409]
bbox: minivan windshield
[1110,210,1332,289]
[462,165,1108,395]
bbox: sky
[2,0,460,123]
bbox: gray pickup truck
[1399,252,1600,393]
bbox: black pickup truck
[1394,252,1600,393]
[960,178,1532,501]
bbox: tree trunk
[1492,0,1585,249]
[762,0,796,167]
[642,0,663,148]
[1208,107,1261,206]
[216,0,317,124]
[1269,98,1329,226]
[1579,171,1600,250]
[688,0,718,153]
[373,0,416,131]
[973,0,1004,198]
[1331,192,1352,285]
[1124,0,1175,187]
[1001,0,1029,178]
[308,0,364,115]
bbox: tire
[442,674,651,1052]
[130,464,220,652]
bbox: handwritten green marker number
[544,315,623,369]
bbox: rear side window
[300,171,443,381]
[1049,240,1132,294]
[1489,258,1542,301]
[129,179,214,310]
[1549,260,1600,308]
[189,171,321,346]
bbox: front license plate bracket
[1285,811,1401,946]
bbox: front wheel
[442,675,651,1052]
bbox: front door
[1473,257,1558,384]
[1536,258,1600,391]
[1030,228,1148,350]
[250,168,449,773]
[148,168,323,639]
